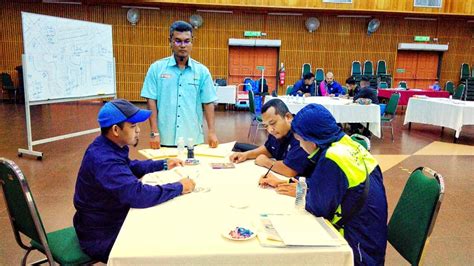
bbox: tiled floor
[0,101,473,265]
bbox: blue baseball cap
[97,99,152,128]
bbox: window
[414,0,442,8]
[323,0,352,3]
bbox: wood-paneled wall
[1,2,473,101]
[91,0,474,16]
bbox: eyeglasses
[172,39,192,46]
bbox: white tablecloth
[108,155,353,266]
[216,85,237,104]
[267,96,381,138]
[403,98,474,138]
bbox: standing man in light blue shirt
[141,21,218,148]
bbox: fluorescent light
[43,0,81,4]
[404,17,437,21]
[468,20,474,23]
[121,5,160,10]
[196,9,233,14]
[268,12,303,16]
[337,15,371,18]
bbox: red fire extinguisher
[279,63,286,86]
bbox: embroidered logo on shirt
[160,74,172,79]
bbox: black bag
[215,79,227,86]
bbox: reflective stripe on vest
[324,135,379,233]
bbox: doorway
[228,46,278,92]
[394,51,440,89]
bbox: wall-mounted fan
[189,14,203,29]
[367,18,380,36]
[126,8,140,26]
[305,17,320,33]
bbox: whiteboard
[21,12,115,102]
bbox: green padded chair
[381,92,400,142]
[350,133,371,151]
[247,90,266,143]
[398,81,407,89]
[315,68,325,85]
[379,81,388,89]
[388,167,444,265]
[460,63,470,81]
[453,84,465,100]
[351,61,362,82]
[363,60,374,76]
[444,81,454,95]
[286,85,294,95]
[0,158,94,266]
[376,60,387,76]
[302,63,311,78]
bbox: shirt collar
[170,55,193,69]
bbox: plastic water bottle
[177,137,185,160]
[187,138,194,159]
[295,177,308,213]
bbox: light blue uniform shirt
[141,56,217,146]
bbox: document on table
[194,141,236,158]
[141,167,197,185]
[139,148,178,159]
[269,214,341,246]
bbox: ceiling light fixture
[404,17,437,21]
[121,5,160,10]
[337,15,371,18]
[268,12,303,16]
[196,9,233,14]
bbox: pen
[263,163,274,179]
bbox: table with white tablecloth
[267,96,381,138]
[108,151,354,266]
[404,97,474,139]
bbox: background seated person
[319,72,345,96]
[353,76,379,104]
[229,99,314,195]
[350,76,379,136]
[290,72,315,96]
[345,77,360,98]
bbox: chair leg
[390,122,394,142]
[21,247,35,266]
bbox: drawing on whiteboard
[22,12,115,102]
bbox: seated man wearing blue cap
[260,104,387,265]
[73,99,195,263]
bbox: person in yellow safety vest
[261,103,388,265]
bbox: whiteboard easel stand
[18,55,116,160]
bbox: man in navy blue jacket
[73,99,195,263]
[290,72,315,96]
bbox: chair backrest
[341,86,348,95]
[460,63,470,79]
[444,81,454,95]
[271,90,278,97]
[385,92,400,116]
[351,61,362,76]
[453,84,465,100]
[398,81,407,89]
[243,77,255,92]
[248,89,256,115]
[376,60,387,76]
[379,81,388,89]
[302,63,311,77]
[350,134,371,151]
[0,158,54,263]
[1,72,15,87]
[286,85,294,95]
[388,167,444,265]
[255,78,268,94]
[363,60,374,76]
[315,68,325,83]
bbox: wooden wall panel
[1,2,473,101]
[91,0,474,16]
